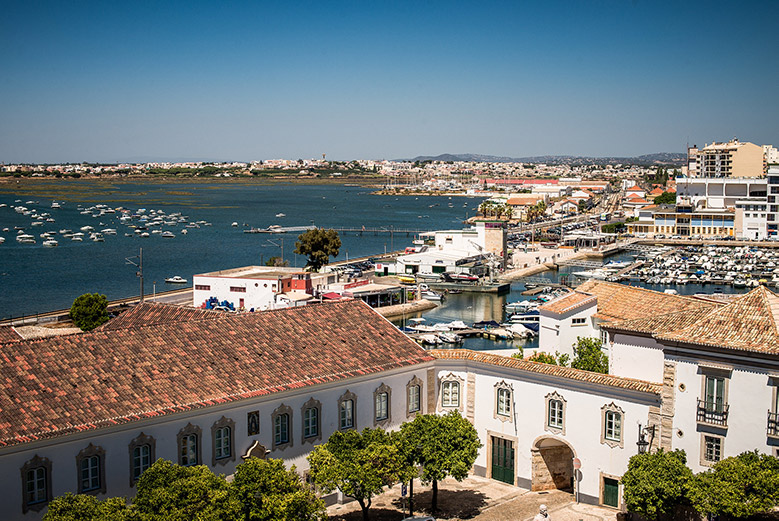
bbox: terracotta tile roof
[101,302,225,331]
[539,291,597,315]
[0,327,22,344]
[576,280,704,322]
[627,185,643,191]
[649,187,665,195]
[0,300,433,447]
[657,286,779,354]
[431,350,661,395]
[602,302,723,335]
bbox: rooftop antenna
[126,248,144,302]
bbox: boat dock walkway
[426,281,511,294]
[406,328,517,343]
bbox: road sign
[401,483,407,497]
[572,457,581,470]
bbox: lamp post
[637,423,656,454]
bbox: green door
[491,436,514,485]
[603,477,619,508]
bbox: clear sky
[1,0,777,163]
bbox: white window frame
[442,381,460,407]
[600,403,624,448]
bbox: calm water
[0,180,483,319]
[0,180,747,355]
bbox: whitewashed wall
[609,332,666,383]
[192,274,276,311]
[434,360,661,507]
[538,302,597,359]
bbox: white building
[192,266,316,311]
[0,300,665,518]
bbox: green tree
[527,351,570,366]
[43,493,131,521]
[689,451,779,519]
[265,256,289,267]
[294,228,341,271]
[308,428,403,521]
[70,293,110,331]
[571,337,609,373]
[654,191,676,205]
[132,459,238,520]
[230,458,326,521]
[511,345,524,359]
[622,449,694,520]
[399,411,481,512]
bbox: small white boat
[181,229,188,235]
[421,290,444,301]
[231,222,238,227]
[161,231,175,238]
[42,239,58,247]
[165,276,187,284]
[418,334,442,346]
[437,332,463,344]
[276,213,286,218]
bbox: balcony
[769,411,779,437]
[697,399,729,427]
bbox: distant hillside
[405,152,685,166]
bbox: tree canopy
[622,449,694,520]
[307,427,403,521]
[399,411,481,512]
[571,337,609,373]
[70,293,110,331]
[689,450,779,519]
[294,228,341,271]
[654,191,676,205]
[43,458,326,521]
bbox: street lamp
[637,423,656,454]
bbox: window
[493,380,513,422]
[340,399,354,429]
[600,403,624,448]
[572,317,586,325]
[301,397,322,444]
[128,433,156,486]
[698,369,730,427]
[275,414,289,444]
[373,383,392,427]
[408,385,420,413]
[376,393,388,420]
[177,423,202,467]
[338,390,357,430]
[21,455,52,513]
[497,388,511,416]
[211,416,235,466]
[549,400,563,428]
[76,444,106,494]
[271,404,293,450]
[195,284,210,291]
[230,286,246,293]
[304,408,318,437]
[703,435,722,464]
[443,381,460,407]
[406,375,422,418]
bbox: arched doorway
[531,435,575,492]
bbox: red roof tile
[0,327,22,344]
[576,280,704,322]
[101,302,225,331]
[0,300,433,447]
[431,350,661,394]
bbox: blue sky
[1,1,777,163]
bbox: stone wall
[532,446,573,491]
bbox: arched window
[128,433,156,486]
[211,417,235,466]
[76,444,106,494]
[271,403,293,450]
[600,403,624,448]
[177,423,202,466]
[338,390,357,430]
[21,455,52,513]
